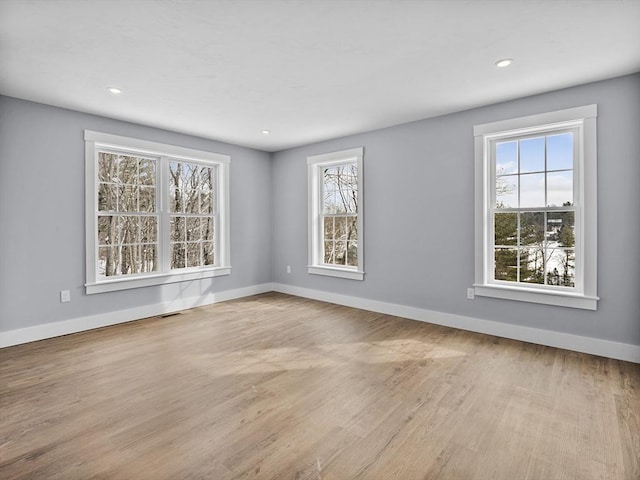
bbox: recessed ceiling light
[107,87,122,94]
[495,58,514,68]
[261,130,271,135]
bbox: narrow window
[168,161,216,269]
[97,152,159,277]
[308,148,364,280]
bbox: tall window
[493,131,576,287]
[168,161,216,269]
[473,105,598,309]
[308,147,364,280]
[97,152,158,277]
[85,131,230,294]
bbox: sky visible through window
[496,132,573,208]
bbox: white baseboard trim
[272,283,640,364]
[0,283,274,348]
[3,282,638,363]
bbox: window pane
[496,175,517,208]
[203,241,214,266]
[118,155,138,185]
[337,166,357,213]
[334,241,347,265]
[520,212,544,246]
[494,212,517,246]
[347,241,358,267]
[323,216,335,240]
[546,249,575,287]
[323,240,334,264]
[323,189,338,214]
[170,162,199,213]
[520,173,545,208]
[119,244,138,275]
[98,246,116,277]
[175,163,199,215]
[169,187,183,213]
[344,167,357,189]
[342,187,357,214]
[169,182,184,213]
[98,153,117,182]
[346,217,358,242]
[120,216,139,244]
[494,248,517,281]
[334,188,349,214]
[519,137,545,173]
[98,183,117,212]
[187,242,201,268]
[200,191,212,214]
[138,158,156,186]
[119,185,138,212]
[140,244,157,272]
[203,166,214,183]
[547,211,575,247]
[547,133,573,171]
[97,215,157,277]
[139,186,156,212]
[198,167,214,210]
[186,217,201,241]
[546,171,573,207]
[171,243,186,269]
[323,164,357,215]
[170,216,185,242]
[323,167,338,191]
[519,248,545,284]
[203,217,214,241]
[545,257,562,286]
[98,216,116,245]
[496,141,517,175]
[334,217,347,242]
[140,216,157,243]
[184,188,199,214]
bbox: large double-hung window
[473,105,598,309]
[85,131,230,294]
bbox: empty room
[0,0,639,479]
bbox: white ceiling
[1,0,639,152]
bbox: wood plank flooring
[1,292,638,479]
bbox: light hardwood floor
[1,293,638,479]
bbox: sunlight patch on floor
[187,339,467,376]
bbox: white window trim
[307,147,364,280]
[473,105,598,310]
[84,130,231,294]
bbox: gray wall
[0,96,272,332]
[271,73,640,346]
[2,74,638,347]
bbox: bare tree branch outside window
[321,164,358,267]
[97,152,157,277]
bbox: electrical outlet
[60,290,71,303]
[286,265,292,274]
[467,288,475,300]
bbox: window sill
[86,267,231,294]
[308,265,364,281]
[473,283,598,310]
